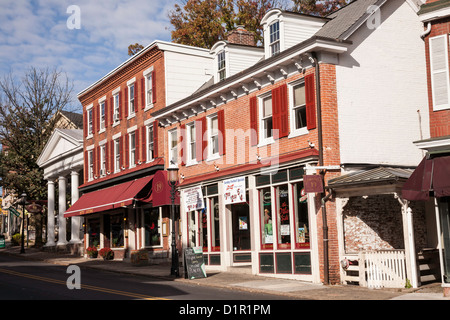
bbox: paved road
[0,254,291,301]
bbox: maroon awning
[402,155,450,201]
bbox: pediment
[37,129,83,168]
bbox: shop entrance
[231,203,251,252]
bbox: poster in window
[223,176,246,204]
[183,186,205,212]
[239,216,248,230]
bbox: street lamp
[19,193,27,254]
[167,167,179,277]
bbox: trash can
[0,235,5,249]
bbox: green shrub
[11,233,22,246]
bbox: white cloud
[0,0,178,107]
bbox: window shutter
[201,117,207,161]
[218,109,225,156]
[124,87,129,119]
[109,140,114,173]
[278,84,289,138]
[196,119,203,162]
[109,97,114,126]
[104,99,108,128]
[83,111,87,137]
[180,124,186,166]
[134,81,138,113]
[250,96,258,146]
[119,136,123,168]
[153,120,158,158]
[141,126,147,163]
[272,87,280,139]
[152,70,156,104]
[125,134,129,168]
[84,151,88,182]
[95,146,100,178]
[119,91,123,120]
[141,78,145,110]
[305,74,316,130]
[430,35,450,110]
[105,143,109,173]
[96,104,100,132]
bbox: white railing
[362,250,407,289]
[341,250,407,289]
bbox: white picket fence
[342,250,407,289]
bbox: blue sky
[0,0,177,113]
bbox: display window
[144,208,161,247]
[259,187,273,249]
[293,183,309,249]
[88,219,100,248]
[276,184,291,249]
[209,196,220,251]
[110,214,124,248]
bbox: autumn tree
[290,0,350,16]
[0,67,73,200]
[168,0,279,49]
[128,43,144,56]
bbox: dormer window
[269,21,280,56]
[218,51,226,81]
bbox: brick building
[153,0,432,285]
[402,0,450,296]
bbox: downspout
[420,22,431,40]
[307,51,329,284]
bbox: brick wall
[424,17,450,138]
[78,47,166,188]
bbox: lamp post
[167,167,179,277]
[19,193,27,254]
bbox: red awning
[64,176,153,217]
[402,155,450,201]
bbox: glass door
[231,203,251,251]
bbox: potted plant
[86,246,98,258]
[99,247,114,260]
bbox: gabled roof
[328,166,413,188]
[37,128,83,168]
[315,0,386,40]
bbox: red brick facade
[424,17,450,138]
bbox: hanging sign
[223,176,246,205]
[182,186,205,212]
[303,175,324,193]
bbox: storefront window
[294,183,309,249]
[188,210,197,247]
[259,187,273,249]
[210,196,220,251]
[144,208,161,247]
[199,207,208,251]
[110,214,124,248]
[88,219,100,248]
[276,185,291,249]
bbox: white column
[46,180,55,246]
[70,171,81,243]
[57,176,68,245]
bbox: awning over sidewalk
[402,155,450,201]
[64,175,153,217]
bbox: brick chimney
[227,26,255,46]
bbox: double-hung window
[100,145,106,177]
[269,21,280,56]
[88,150,94,181]
[87,108,93,136]
[129,131,136,167]
[218,51,226,81]
[147,124,154,161]
[186,122,196,164]
[208,114,219,158]
[100,101,105,130]
[128,83,135,116]
[429,35,450,111]
[261,95,273,141]
[114,138,120,172]
[289,81,307,136]
[146,72,153,108]
[169,129,178,167]
[113,93,120,123]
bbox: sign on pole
[303,175,324,193]
[8,207,20,217]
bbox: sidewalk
[0,244,448,300]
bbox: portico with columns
[37,128,84,250]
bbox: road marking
[0,268,170,300]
